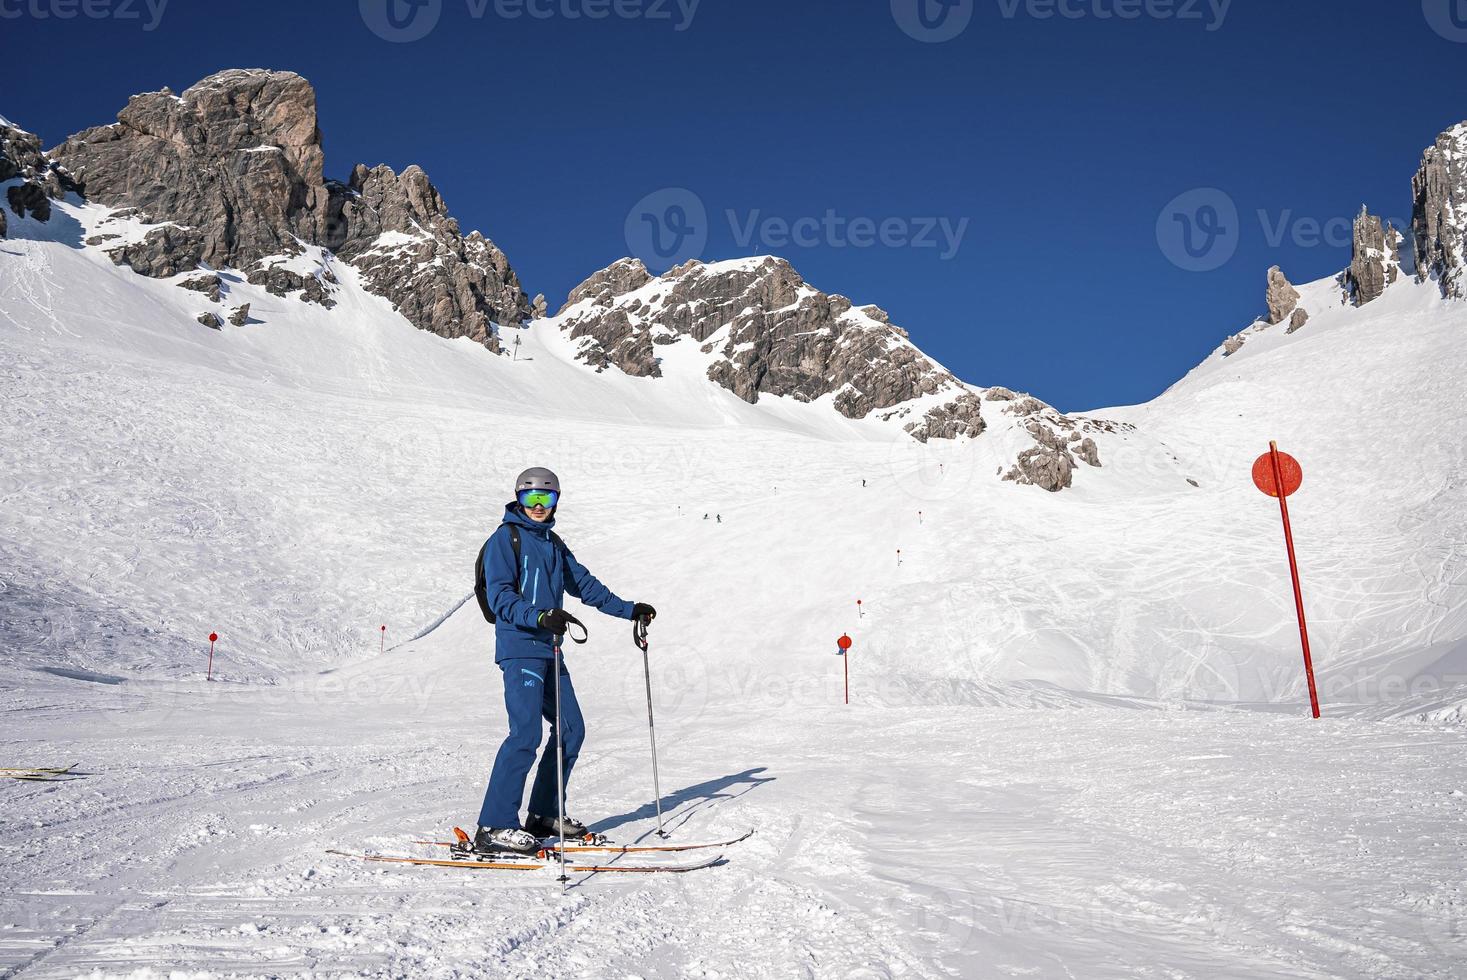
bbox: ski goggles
[517,488,560,510]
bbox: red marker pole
[837,634,853,704]
[207,632,217,682]
[380,624,386,654]
[856,599,863,619]
[897,549,902,567]
[1253,442,1320,718]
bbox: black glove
[632,602,657,624]
[537,608,572,634]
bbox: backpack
[474,525,567,625]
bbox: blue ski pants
[478,657,586,829]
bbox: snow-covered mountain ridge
[1,73,1465,720]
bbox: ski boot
[460,826,540,857]
[524,812,604,844]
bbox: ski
[0,764,77,775]
[414,826,754,856]
[328,848,722,874]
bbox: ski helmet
[515,467,560,494]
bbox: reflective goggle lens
[518,489,559,509]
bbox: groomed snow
[2,196,1466,976]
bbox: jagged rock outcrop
[1265,266,1300,325]
[49,70,328,277]
[1287,308,1310,334]
[1412,122,1467,299]
[557,256,974,429]
[323,163,528,348]
[1,121,75,236]
[551,254,1121,467]
[46,68,529,341]
[196,311,223,329]
[531,294,547,319]
[905,392,986,442]
[229,303,251,326]
[1341,206,1400,307]
[179,274,222,304]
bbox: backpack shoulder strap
[509,525,522,592]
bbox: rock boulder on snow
[1412,121,1467,299]
[1265,266,1300,325]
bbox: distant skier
[474,467,656,855]
[716,514,722,524]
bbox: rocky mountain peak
[1411,120,1467,298]
[550,253,1118,476]
[43,68,528,346]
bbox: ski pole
[552,636,569,886]
[551,614,588,890]
[634,616,667,839]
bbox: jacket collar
[502,501,557,536]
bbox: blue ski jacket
[482,503,635,662]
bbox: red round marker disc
[837,634,853,651]
[209,632,218,642]
[1252,450,1303,498]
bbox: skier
[474,467,656,855]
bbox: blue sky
[7,0,1467,410]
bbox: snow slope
[3,194,1467,977]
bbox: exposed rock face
[1287,308,1310,334]
[50,70,328,276]
[557,256,974,431]
[1342,206,1400,307]
[905,392,986,442]
[46,69,529,342]
[531,293,547,319]
[324,163,528,348]
[1,121,74,236]
[196,311,223,329]
[1265,266,1300,325]
[229,303,251,326]
[179,274,222,304]
[1412,122,1467,299]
